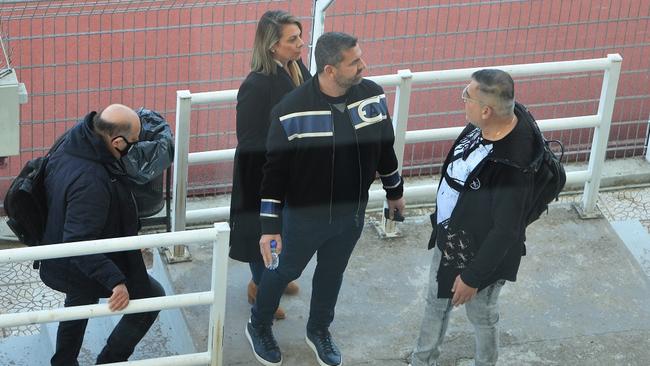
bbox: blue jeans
[251,208,364,330]
[411,248,505,366]
[50,275,165,366]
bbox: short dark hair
[315,32,358,74]
[92,110,131,137]
[471,69,515,116]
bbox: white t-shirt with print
[436,128,493,226]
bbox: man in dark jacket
[410,70,536,366]
[245,32,406,366]
[39,104,165,365]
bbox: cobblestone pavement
[1,186,649,339]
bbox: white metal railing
[169,54,622,258]
[0,223,230,366]
[645,115,650,163]
[309,0,335,73]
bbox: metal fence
[0,0,314,203]
[0,223,231,366]
[0,0,648,206]
[169,54,622,247]
[322,0,650,175]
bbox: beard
[335,71,363,90]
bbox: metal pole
[577,54,623,218]
[0,35,11,69]
[378,69,413,238]
[645,115,650,163]
[208,223,230,366]
[309,0,335,74]
[166,90,193,262]
[391,69,413,172]
[0,293,212,328]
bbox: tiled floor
[0,261,63,337]
[559,187,650,234]
[1,187,649,338]
[599,187,650,229]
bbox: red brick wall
[1,0,648,206]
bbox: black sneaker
[305,328,342,366]
[245,320,282,366]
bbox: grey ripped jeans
[411,248,505,366]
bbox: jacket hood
[63,111,118,165]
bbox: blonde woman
[229,10,310,320]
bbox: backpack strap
[516,102,565,165]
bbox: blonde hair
[287,59,304,86]
[251,10,302,76]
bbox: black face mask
[112,135,137,157]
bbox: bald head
[93,104,141,158]
[102,104,140,126]
[94,104,139,136]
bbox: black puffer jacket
[259,75,404,234]
[39,112,149,298]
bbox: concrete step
[0,325,53,365]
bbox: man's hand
[259,234,282,268]
[108,283,130,311]
[451,275,477,306]
[387,197,406,220]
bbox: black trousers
[50,275,165,366]
[251,208,364,330]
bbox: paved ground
[1,157,650,365]
[167,198,650,366]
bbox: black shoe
[305,328,342,366]
[245,320,282,366]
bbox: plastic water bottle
[268,239,279,270]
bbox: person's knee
[466,304,499,327]
[314,256,352,278]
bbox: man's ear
[109,135,121,149]
[323,64,335,78]
[481,105,493,120]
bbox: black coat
[39,112,150,298]
[229,60,311,262]
[430,102,537,298]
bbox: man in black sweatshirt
[245,32,406,366]
[411,70,536,366]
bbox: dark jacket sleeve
[236,73,272,149]
[259,104,293,234]
[460,167,530,288]
[377,107,404,200]
[64,173,126,292]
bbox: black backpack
[517,103,567,226]
[3,133,68,246]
